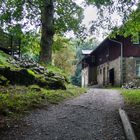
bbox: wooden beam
[119,108,137,140]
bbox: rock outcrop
[0,51,67,90]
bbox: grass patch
[120,89,140,105]
[0,85,86,117]
[46,65,68,79]
[42,85,86,104]
[105,87,140,105]
[118,89,140,139]
[0,86,46,116]
[0,51,15,68]
[47,65,64,75]
[108,88,140,139]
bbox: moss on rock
[0,51,66,90]
[0,67,66,89]
[0,75,9,86]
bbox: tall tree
[40,0,54,63]
[86,0,140,36]
[0,0,84,64]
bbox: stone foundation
[123,57,140,85]
[97,57,121,86]
[97,57,140,86]
[82,57,140,87]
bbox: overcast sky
[72,0,106,41]
[74,0,97,27]
[73,0,138,41]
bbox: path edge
[119,108,137,140]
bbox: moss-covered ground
[0,85,86,118]
[0,50,86,128]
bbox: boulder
[0,67,36,86]
[0,52,67,90]
[0,67,66,90]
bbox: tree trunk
[39,0,54,64]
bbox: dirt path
[1,89,126,140]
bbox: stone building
[81,34,140,87]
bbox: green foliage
[0,50,15,68]
[53,46,75,77]
[71,40,98,86]
[88,0,140,37]
[0,86,45,116]
[121,89,140,105]
[111,9,140,37]
[52,35,70,52]
[0,0,84,64]
[21,32,40,61]
[41,84,86,104]
[54,0,84,35]
[71,65,82,86]
[52,36,76,77]
[0,75,9,86]
[0,0,84,36]
[47,65,65,76]
[27,69,36,77]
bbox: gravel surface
[1,89,126,140]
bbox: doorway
[103,67,106,85]
[109,68,114,86]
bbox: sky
[74,0,97,27]
[69,0,106,41]
[73,0,138,41]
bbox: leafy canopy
[0,0,84,36]
[86,0,140,37]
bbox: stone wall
[124,57,140,85]
[97,57,121,86]
[82,57,140,87]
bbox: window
[136,60,140,77]
[132,33,140,44]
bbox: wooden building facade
[81,35,140,87]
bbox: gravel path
[1,89,126,140]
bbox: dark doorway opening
[109,68,114,86]
[103,67,106,85]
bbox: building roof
[90,37,108,55]
[82,50,93,55]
